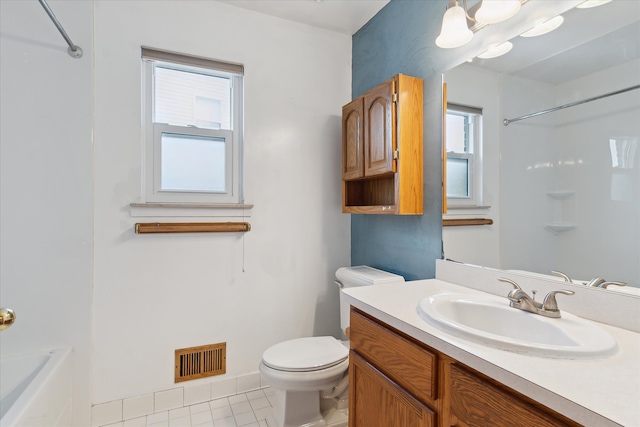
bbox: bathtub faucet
[0,307,16,331]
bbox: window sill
[444,205,491,217]
[443,205,493,226]
[130,202,253,218]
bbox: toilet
[259,266,405,427]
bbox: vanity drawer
[448,362,581,427]
[350,308,438,404]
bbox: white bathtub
[0,347,72,427]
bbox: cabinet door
[447,363,581,427]
[342,98,364,180]
[363,79,396,177]
[349,352,435,427]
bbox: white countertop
[342,279,640,427]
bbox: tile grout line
[100,388,273,427]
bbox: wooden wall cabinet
[342,74,424,214]
[349,308,582,427]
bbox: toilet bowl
[259,336,349,427]
[260,266,404,427]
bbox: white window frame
[446,104,483,208]
[141,48,244,205]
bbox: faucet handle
[597,281,627,289]
[498,277,522,291]
[542,289,575,312]
[551,270,572,282]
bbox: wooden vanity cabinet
[350,353,435,427]
[444,362,580,427]
[349,308,582,427]
[342,74,423,215]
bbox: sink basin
[418,293,617,359]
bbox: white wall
[555,59,640,285]
[0,1,93,425]
[443,64,560,274]
[500,61,639,284]
[500,74,558,273]
[92,0,351,403]
[442,64,501,268]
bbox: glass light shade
[477,41,513,59]
[436,3,474,48]
[520,16,564,38]
[475,0,521,25]
[577,0,612,8]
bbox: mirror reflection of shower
[442,1,640,290]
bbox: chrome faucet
[498,278,575,318]
[585,277,606,287]
[585,276,627,289]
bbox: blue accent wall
[351,0,450,280]
[350,0,577,280]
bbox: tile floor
[103,388,275,427]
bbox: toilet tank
[336,266,405,333]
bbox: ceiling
[219,0,638,84]
[219,0,390,35]
[471,1,640,84]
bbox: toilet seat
[262,336,348,372]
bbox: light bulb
[436,2,474,48]
[475,0,521,25]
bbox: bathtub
[0,347,72,427]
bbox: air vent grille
[175,343,226,383]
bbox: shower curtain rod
[503,84,640,126]
[37,0,83,58]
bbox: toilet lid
[262,336,349,372]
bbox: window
[445,104,483,207]
[142,48,244,204]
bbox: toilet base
[265,407,347,427]
[265,389,348,427]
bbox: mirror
[442,1,640,294]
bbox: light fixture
[435,0,474,49]
[520,15,564,38]
[477,41,513,59]
[475,0,521,25]
[577,0,612,8]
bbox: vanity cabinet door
[446,362,582,427]
[349,351,435,427]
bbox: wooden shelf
[135,222,251,234]
[443,218,493,227]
